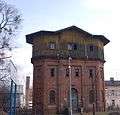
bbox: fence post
[9,79,13,115]
[9,79,17,115]
[13,84,17,115]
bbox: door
[68,88,78,111]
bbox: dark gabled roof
[26,25,110,45]
[105,80,120,86]
[92,35,109,45]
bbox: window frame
[49,90,56,104]
[89,69,93,78]
[50,68,55,77]
[49,42,56,49]
[73,43,77,50]
[67,43,73,50]
[75,68,79,77]
[89,45,94,52]
[66,68,69,77]
[67,43,78,50]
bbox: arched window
[49,90,56,104]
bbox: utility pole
[69,57,72,115]
[9,79,17,115]
[91,74,95,115]
[56,53,60,113]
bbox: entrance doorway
[68,88,78,111]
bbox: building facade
[105,78,120,110]
[16,85,24,108]
[26,26,109,114]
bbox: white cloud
[83,0,119,11]
[11,46,33,85]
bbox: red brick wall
[32,59,105,114]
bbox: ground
[50,111,120,115]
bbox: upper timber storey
[26,26,109,45]
[26,26,110,61]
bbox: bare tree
[0,0,22,50]
[0,86,10,112]
[0,0,22,87]
[0,0,22,112]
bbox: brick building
[105,78,120,110]
[26,26,109,114]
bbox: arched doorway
[68,88,78,111]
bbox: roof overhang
[26,26,110,45]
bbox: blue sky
[5,0,120,84]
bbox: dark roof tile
[26,25,110,45]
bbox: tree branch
[0,13,5,27]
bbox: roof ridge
[26,26,110,45]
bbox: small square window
[75,69,79,77]
[89,45,94,52]
[66,68,69,77]
[73,44,77,50]
[50,68,55,77]
[68,44,72,50]
[89,69,93,78]
[49,43,55,49]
